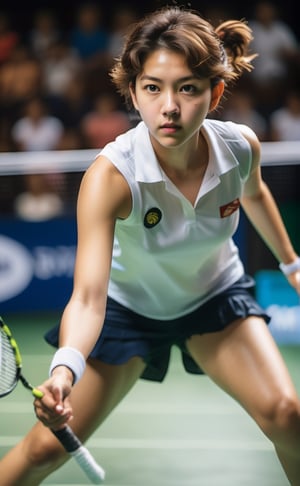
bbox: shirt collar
[133,119,240,183]
[201,120,240,175]
[134,122,164,183]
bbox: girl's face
[130,49,223,150]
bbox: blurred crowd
[1,1,300,220]
[0,3,139,154]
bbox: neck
[151,130,208,174]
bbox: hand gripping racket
[0,316,105,484]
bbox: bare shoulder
[78,154,132,219]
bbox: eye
[180,84,197,94]
[145,84,160,93]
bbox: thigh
[186,317,298,418]
[69,356,146,442]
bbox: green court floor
[0,312,299,485]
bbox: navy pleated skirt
[45,274,270,382]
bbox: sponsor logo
[144,207,162,228]
[0,236,33,302]
[219,198,240,218]
[0,235,76,303]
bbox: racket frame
[0,317,42,398]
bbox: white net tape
[0,142,300,176]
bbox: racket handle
[52,425,105,484]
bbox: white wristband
[279,257,300,276]
[49,347,86,384]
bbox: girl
[1,6,300,485]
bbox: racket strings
[0,329,18,394]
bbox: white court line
[0,401,242,416]
[88,437,273,451]
[0,402,36,413]
[0,436,273,451]
[112,403,242,415]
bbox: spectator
[41,39,82,97]
[0,11,19,65]
[248,1,300,117]
[11,96,69,215]
[69,3,109,62]
[11,96,64,151]
[0,44,42,109]
[270,89,300,141]
[108,5,139,59]
[28,9,60,60]
[49,76,92,130]
[14,173,64,221]
[80,91,131,148]
[69,3,112,98]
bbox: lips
[160,123,180,129]
[160,123,181,133]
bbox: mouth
[160,123,181,133]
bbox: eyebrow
[139,75,199,83]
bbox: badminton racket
[0,316,105,484]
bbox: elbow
[71,287,107,315]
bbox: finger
[33,392,57,414]
[34,400,73,428]
[34,393,71,424]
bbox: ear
[209,80,225,112]
[129,82,139,111]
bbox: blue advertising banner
[0,218,76,312]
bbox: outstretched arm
[240,125,300,291]
[35,155,132,428]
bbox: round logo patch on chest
[144,207,162,228]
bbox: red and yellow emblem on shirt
[219,198,240,218]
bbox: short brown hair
[110,6,256,107]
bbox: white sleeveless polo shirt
[100,119,252,319]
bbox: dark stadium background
[3,1,298,40]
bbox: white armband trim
[279,257,300,276]
[49,347,86,384]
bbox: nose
[164,108,179,117]
[162,92,179,117]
